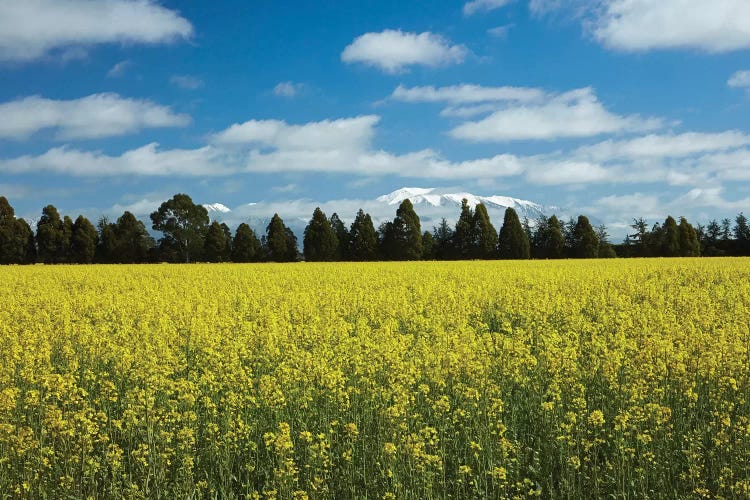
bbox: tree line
[1,193,749,264]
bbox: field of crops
[1,260,749,498]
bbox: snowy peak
[203,203,232,213]
[377,187,545,217]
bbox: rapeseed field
[0,260,748,498]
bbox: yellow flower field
[1,260,749,498]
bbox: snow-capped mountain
[376,187,547,221]
[203,203,232,214]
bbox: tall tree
[349,209,378,261]
[393,199,422,261]
[421,231,435,260]
[220,223,233,261]
[232,223,261,262]
[472,203,498,259]
[96,217,118,263]
[596,224,617,259]
[720,218,732,241]
[36,205,65,264]
[540,215,566,259]
[113,212,154,263]
[17,219,36,264]
[661,216,681,257]
[432,218,455,260]
[453,199,474,259]
[734,212,750,255]
[265,213,297,262]
[204,221,230,262]
[70,215,98,263]
[0,197,28,264]
[498,207,530,259]
[304,207,339,262]
[329,213,349,261]
[678,217,701,257]
[150,194,209,263]
[573,215,599,259]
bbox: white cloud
[391,83,544,104]
[0,93,191,140]
[0,0,193,62]
[107,60,132,78]
[341,30,468,73]
[487,25,513,38]
[728,70,750,88]
[273,81,305,97]
[574,132,750,161]
[463,0,512,16]
[450,87,662,142]
[525,160,613,185]
[170,75,203,90]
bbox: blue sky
[1,0,750,237]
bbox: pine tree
[596,225,617,258]
[204,221,229,262]
[329,213,349,261]
[349,209,378,261]
[71,215,98,263]
[111,212,154,263]
[0,197,27,264]
[678,217,701,257]
[150,194,209,263]
[378,221,396,260]
[232,223,261,262]
[17,219,36,264]
[661,216,680,257]
[734,212,750,255]
[265,214,297,262]
[304,207,339,262]
[472,203,498,259]
[393,199,422,260]
[421,231,435,260]
[432,218,455,260]
[573,215,599,259]
[36,205,65,264]
[453,199,474,259]
[220,223,233,261]
[498,208,530,259]
[545,215,566,259]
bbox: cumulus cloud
[728,70,750,88]
[341,30,467,73]
[0,0,193,62]
[0,93,191,140]
[391,83,544,104]
[463,0,512,16]
[450,87,662,142]
[574,132,750,161]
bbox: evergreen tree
[61,216,73,263]
[378,221,397,260]
[349,209,378,261]
[150,194,209,263]
[573,215,599,259]
[678,217,701,257]
[453,199,474,259]
[232,223,262,262]
[720,218,732,240]
[545,215,566,259]
[204,221,229,262]
[36,205,65,263]
[329,213,349,261]
[596,225,617,259]
[17,219,36,264]
[96,217,118,263]
[432,218,455,260]
[220,223,233,261]
[0,197,29,264]
[498,207,530,259]
[112,212,153,263]
[661,216,680,257]
[265,213,297,262]
[393,199,422,260]
[734,212,749,255]
[472,203,498,259]
[563,217,577,257]
[304,207,339,262]
[70,215,98,263]
[421,231,435,260]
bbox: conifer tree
[596,225,617,259]
[472,203,498,259]
[421,231,435,260]
[265,213,297,262]
[734,212,749,255]
[544,215,566,259]
[304,207,339,262]
[678,217,701,257]
[220,223,233,261]
[36,205,65,263]
[0,197,29,264]
[498,207,530,259]
[393,199,422,260]
[204,221,229,262]
[17,219,36,264]
[61,216,73,263]
[111,212,154,263]
[433,218,455,260]
[349,209,378,261]
[329,213,349,261]
[453,199,474,259]
[573,215,599,259]
[232,223,261,262]
[71,215,98,263]
[661,216,680,257]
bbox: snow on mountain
[203,203,232,213]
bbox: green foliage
[349,209,378,261]
[0,197,35,264]
[572,215,599,259]
[678,217,701,257]
[421,231,435,260]
[472,203,498,259]
[265,213,298,262]
[36,205,65,264]
[204,221,230,263]
[498,208,530,259]
[71,215,98,264]
[329,213,349,261]
[303,207,339,262]
[150,194,209,263]
[453,199,474,260]
[232,223,261,262]
[432,218,455,260]
[661,216,681,257]
[394,199,422,261]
